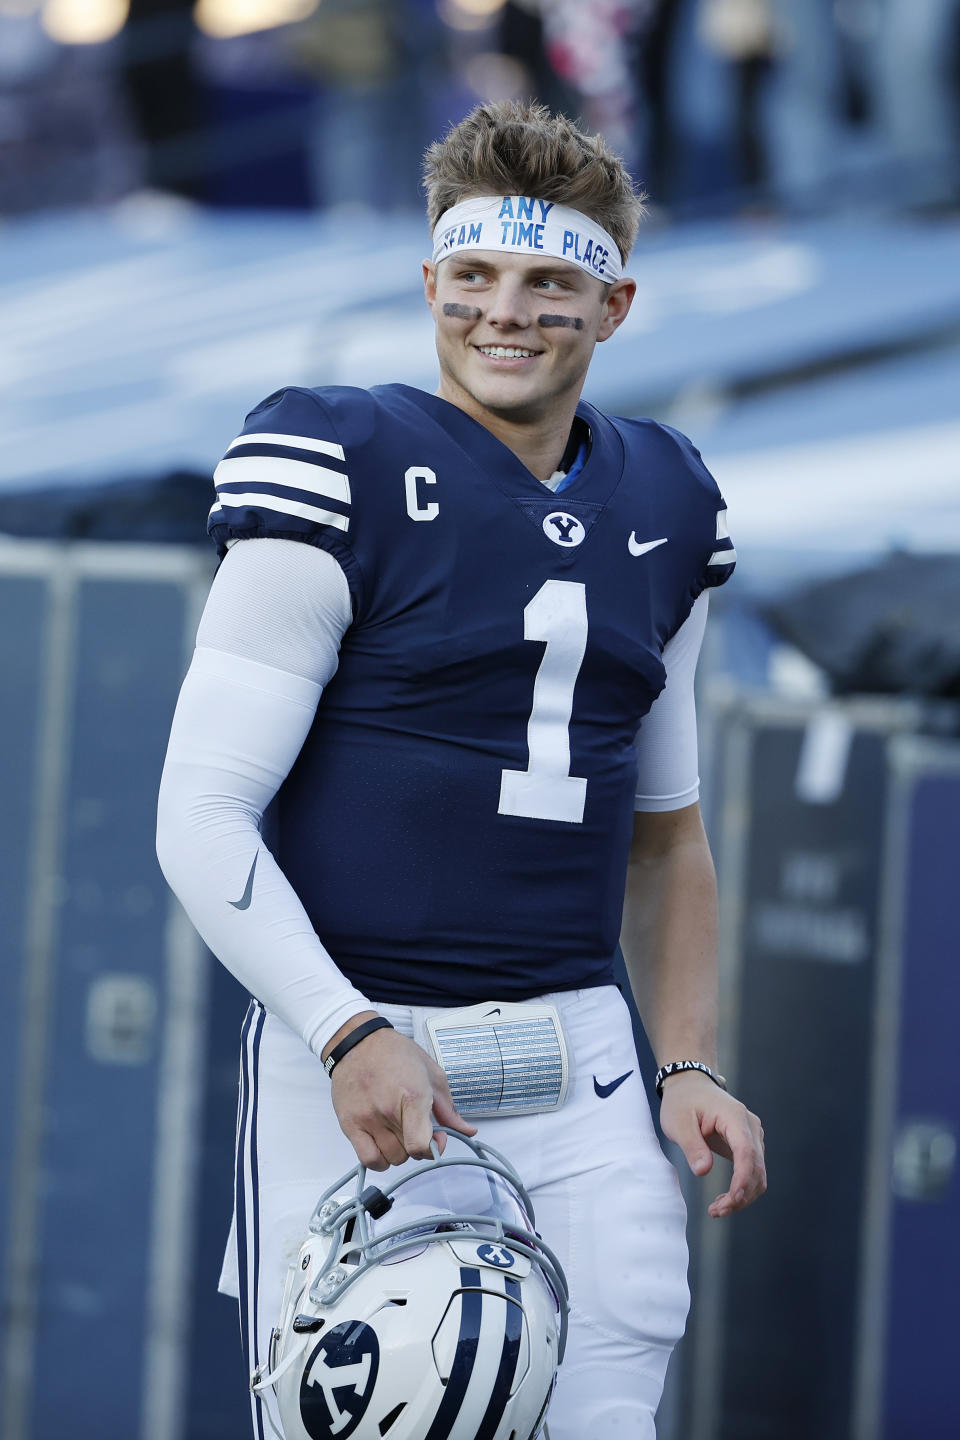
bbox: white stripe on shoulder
[227,431,345,462]
[708,547,737,566]
[212,491,349,532]
[215,455,350,504]
[715,509,730,540]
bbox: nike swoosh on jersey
[593,1070,633,1099]
[228,852,259,911]
[628,534,668,557]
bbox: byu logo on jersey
[300,1322,379,1440]
[477,1242,516,1269]
[543,511,585,547]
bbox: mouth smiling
[474,344,542,361]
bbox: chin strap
[250,1327,312,1395]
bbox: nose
[484,275,532,332]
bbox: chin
[470,385,546,421]
[440,353,570,422]
[465,371,556,416]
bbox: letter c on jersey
[405,466,439,521]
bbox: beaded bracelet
[323,1017,394,1077]
[655,1059,727,1099]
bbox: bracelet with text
[323,1017,394,1077]
[655,1060,728,1099]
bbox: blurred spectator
[0,7,57,86]
[193,26,315,209]
[764,0,846,211]
[633,0,683,206]
[497,0,582,117]
[0,7,60,213]
[872,0,960,209]
[120,0,203,197]
[288,0,445,211]
[496,1,649,176]
[0,12,138,212]
[697,0,779,205]
[537,0,648,171]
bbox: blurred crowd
[1,0,959,219]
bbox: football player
[157,100,766,1440]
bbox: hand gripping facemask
[252,1128,569,1440]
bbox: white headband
[432,195,622,283]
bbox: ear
[596,277,636,343]
[423,260,437,312]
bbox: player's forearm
[619,804,719,1068]
[156,647,373,1057]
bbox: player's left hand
[658,1072,766,1217]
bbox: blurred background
[1,1,959,1437]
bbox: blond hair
[422,100,645,267]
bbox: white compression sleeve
[156,539,371,1057]
[634,591,709,812]
[196,536,352,685]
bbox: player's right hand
[328,1020,477,1171]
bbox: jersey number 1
[498,579,588,824]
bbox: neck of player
[435,373,581,486]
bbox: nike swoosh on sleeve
[228,852,259,911]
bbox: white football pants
[221,985,690,1440]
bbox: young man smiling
[426,243,633,481]
[157,100,765,1439]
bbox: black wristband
[655,1059,727,1099]
[323,1017,394,1077]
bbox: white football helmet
[252,1128,568,1440]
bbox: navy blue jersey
[208,384,735,1006]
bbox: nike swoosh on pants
[593,1071,633,1099]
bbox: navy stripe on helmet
[472,1274,524,1440]
[423,1267,484,1440]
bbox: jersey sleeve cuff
[634,781,700,813]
